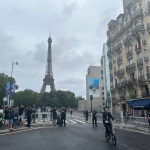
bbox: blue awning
[130,99,150,108]
[126,101,133,105]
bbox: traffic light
[90,95,93,100]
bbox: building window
[102,87,104,90]
[101,70,103,75]
[103,97,104,100]
[101,77,103,80]
[102,92,104,95]
[128,58,133,65]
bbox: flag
[11,82,15,95]
[136,43,140,49]
[5,82,10,95]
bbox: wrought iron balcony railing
[142,92,149,98]
[123,34,132,45]
[138,74,145,82]
[137,58,143,66]
[127,78,137,86]
[144,56,149,62]
[126,63,136,71]
[126,51,133,58]
[132,25,144,35]
[130,94,137,99]
[117,69,124,76]
[117,56,122,64]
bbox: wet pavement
[0,114,150,150]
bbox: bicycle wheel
[112,134,116,146]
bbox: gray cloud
[0,0,123,98]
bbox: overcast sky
[0,0,123,98]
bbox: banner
[89,78,100,97]
[11,82,15,95]
[5,82,10,95]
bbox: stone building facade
[107,0,150,115]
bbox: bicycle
[105,121,117,146]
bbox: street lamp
[8,61,19,107]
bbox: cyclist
[103,107,116,136]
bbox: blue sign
[5,82,10,95]
[11,82,15,95]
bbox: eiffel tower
[41,34,55,93]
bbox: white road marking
[73,119,86,124]
[67,120,77,123]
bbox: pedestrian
[83,109,85,116]
[126,111,130,122]
[27,106,32,128]
[32,104,36,123]
[52,106,57,127]
[92,108,98,127]
[8,108,14,131]
[50,107,53,121]
[13,107,19,129]
[70,109,73,117]
[19,104,24,127]
[148,111,150,127]
[61,107,66,127]
[4,107,9,126]
[85,109,88,121]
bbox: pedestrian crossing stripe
[67,120,77,123]
[73,119,86,124]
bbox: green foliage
[12,89,80,108]
[0,73,19,107]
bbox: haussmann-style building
[107,0,150,116]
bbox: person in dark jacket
[27,106,32,128]
[92,108,98,127]
[85,109,88,121]
[8,108,14,131]
[103,108,116,135]
[61,107,66,127]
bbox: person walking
[8,108,14,131]
[27,106,32,128]
[92,108,98,127]
[61,107,66,127]
[148,111,150,127]
[85,109,88,121]
[52,107,57,127]
[32,104,36,123]
[13,107,19,129]
[4,107,9,126]
[70,109,73,117]
[19,105,24,127]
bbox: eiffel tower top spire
[41,34,55,93]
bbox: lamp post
[8,61,18,107]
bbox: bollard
[38,108,42,122]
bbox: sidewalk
[0,119,53,134]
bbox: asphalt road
[0,114,150,150]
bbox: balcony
[107,49,112,56]
[130,94,137,99]
[147,74,150,79]
[144,56,149,62]
[131,9,143,20]
[127,78,137,86]
[137,58,143,66]
[118,81,127,88]
[107,37,113,45]
[111,85,114,90]
[132,25,144,35]
[110,73,113,80]
[126,63,136,72]
[117,69,124,77]
[109,62,112,68]
[126,51,133,58]
[114,71,117,76]
[123,34,132,45]
[120,96,126,100]
[117,56,122,64]
[113,60,116,64]
[112,97,116,101]
[138,74,145,83]
[142,92,149,98]
[142,40,147,45]
[114,43,122,52]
